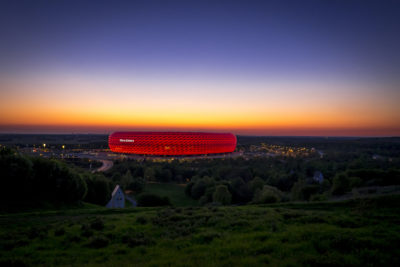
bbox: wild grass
[141,182,198,207]
[0,195,399,266]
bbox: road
[94,159,113,172]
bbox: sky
[0,0,399,136]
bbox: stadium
[108,131,237,155]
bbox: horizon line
[0,132,398,139]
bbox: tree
[185,181,195,197]
[30,157,87,203]
[249,177,264,194]
[213,185,232,205]
[111,172,122,183]
[332,173,351,195]
[0,148,87,211]
[253,185,283,204]
[160,169,172,182]
[191,179,207,199]
[230,177,252,203]
[144,167,156,181]
[120,170,134,190]
[130,176,145,193]
[83,173,111,205]
[0,149,33,201]
[290,180,319,201]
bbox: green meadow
[140,182,198,207]
[1,194,399,266]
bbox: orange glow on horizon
[1,75,399,136]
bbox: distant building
[313,171,324,184]
[106,185,125,208]
[372,154,383,160]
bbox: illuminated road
[95,159,113,172]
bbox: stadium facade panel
[108,131,237,155]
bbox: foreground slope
[1,195,399,266]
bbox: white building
[106,185,125,208]
[313,171,324,184]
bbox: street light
[43,143,46,148]
[62,145,65,149]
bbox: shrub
[27,227,48,239]
[121,232,153,247]
[185,181,195,197]
[230,177,252,203]
[0,258,28,267]
[81,224,93,237]
[212,185,232,205]
[249,177,264,193]
[89,217,105,231]
[191,180,207,199]
[87,235,109,248]
[310,194,327,202]
[301,185,320,201]
[199,195,209,206]
[332,173,351,195]
[192,231,221,244]
[253,185,283,204]
[291,180,320,201]
[136,216,148,225]
[129,176,145,193]
[54,228,65,236]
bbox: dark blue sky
[1,0,399,81]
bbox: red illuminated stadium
[108,132,237,155]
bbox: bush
[249,177,264,193]
[301,185,321,201]
[310,194,327,202]
[191,180,207,199]
[291,180,320,201]
[136,216,148,225]
[253,185,283,204]
[230,177,252,203]
[199,195,209,206]
[185,181,194,197]
[129,176,145,193]
[136,193,171,207]
[87,235,109,248]
[121,232,153,247]
[54,228,65,236]
[89,217,105,231]
[332,173,351,195]
[212,185,232,205]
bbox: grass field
[140,182,198,207]
[1,195,399,266]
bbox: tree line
[106,144,400,205]
[0,148,112,211]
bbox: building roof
[111,185,121,197]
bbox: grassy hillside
[1,195,399,266]
[140,182,198,207]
